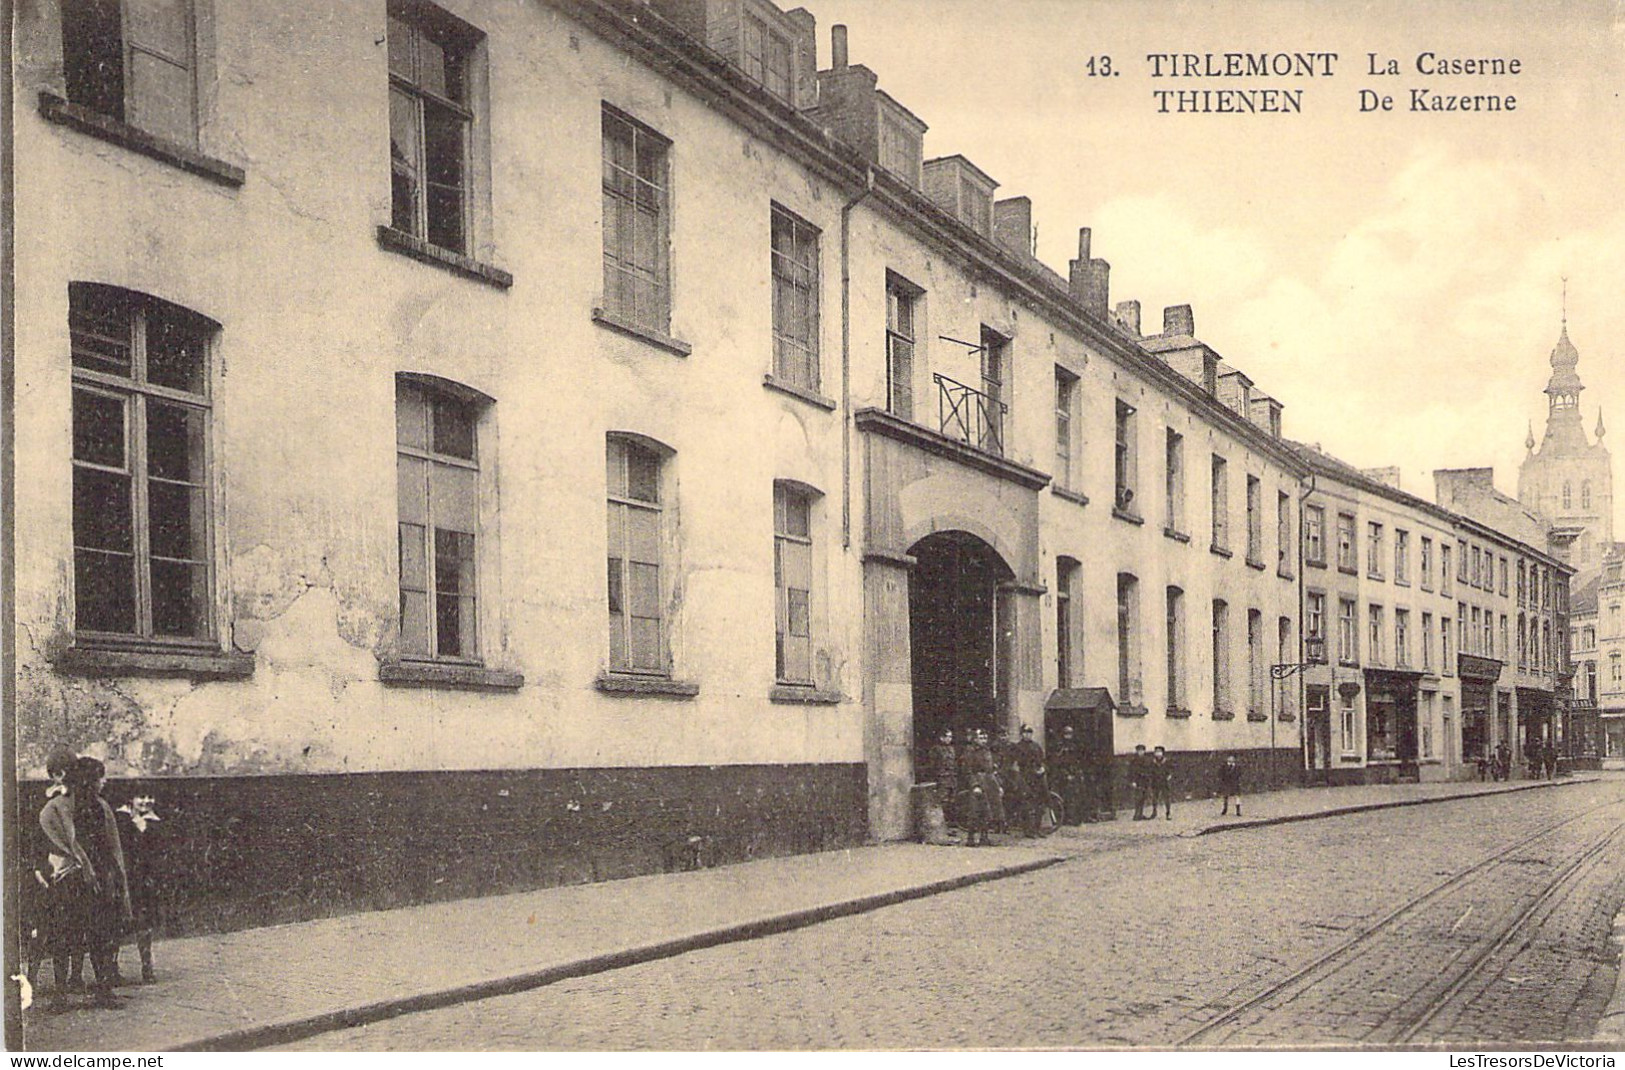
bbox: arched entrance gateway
[907,531,1016,754]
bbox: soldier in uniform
[1012,725,1047,836]
[1050,725,1085,825]
[927,728,959,828]
[1130,743,1152,820]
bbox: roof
[1571,572,1602,614]
[923,154,997,189]
[1286,440,1453,523]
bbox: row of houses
[12,0,1577,934]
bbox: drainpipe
[1296,472,1317,784]
[840,165,875,549]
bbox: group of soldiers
[924,722,1116,844]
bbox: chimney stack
[1067,228,1110,318]
[1113,300,1141,337]
[1163,304,1194,337]
[992,197,1033,259]
[831,24,848,69]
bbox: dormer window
[742,15,792,103]
[879,113,921,186]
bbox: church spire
[1599,408,1607,441]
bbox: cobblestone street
[279,778,1625,1050]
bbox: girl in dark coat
[39,757,132,1007]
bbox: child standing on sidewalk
[1218,754,1243,817]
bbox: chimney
[1067,228,1110,317]
[1361,466,1402,490]
[993,197,1032,258]
[831,24,848,69]
[1113,300,1141,337]
[1163,304,1194,337]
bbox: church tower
[1518,308,1613,571]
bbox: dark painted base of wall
[1102,747,1302,811]
[18,763,867,939]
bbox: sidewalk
[17,774,1599,1052]
[19,840,1066,1052]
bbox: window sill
[379,660,523,691]
[763,375,836,411]
[1210,544,1233,559]
[1339,660,1361,669]
[1053,487,1090,508]
[376,226,513,289]
[595,673,700,698]
[1338,566,1359,576]
[1246,711,1268,722]
[1277,711,1297,723]
[1278,568,1295,581]
[1111,507,1145,526]
[1307,558,1327,570]
[1395,579,1411,588]
[1163,527,1192,544]
[1339,754,1362,763]
[1368,573,1385,582]
[769,685,844,705]
[1246,558,1267,571]
[1165,706,1192,719]
[591,307,692,356]
[56,644,254,680]
[1212,709,1235,721]
[38,92,245,187]
[1116,704,1148,718]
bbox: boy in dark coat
[1218,754,1243,817]
[1129,744,1151,820]
[1150,746,1173,820]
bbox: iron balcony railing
[934,373,1006,456]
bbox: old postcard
[6,0,1625,1054]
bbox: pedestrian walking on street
[1150,746,1173,820]
[1543,740,1559,780]
[1218,754,1243,817]
[40,757,133,1008]
[1130,744,1152,820]
[1493,740,1511,781]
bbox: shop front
[1363,669,1421,783]
[1458,653,1503,776]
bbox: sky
[804,0,1625,530]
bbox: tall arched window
[1563,481,1572,509]
[607,433,674,675]
[396,374,491,661]
[71,283,217,642]
[1582,482,1592,510]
